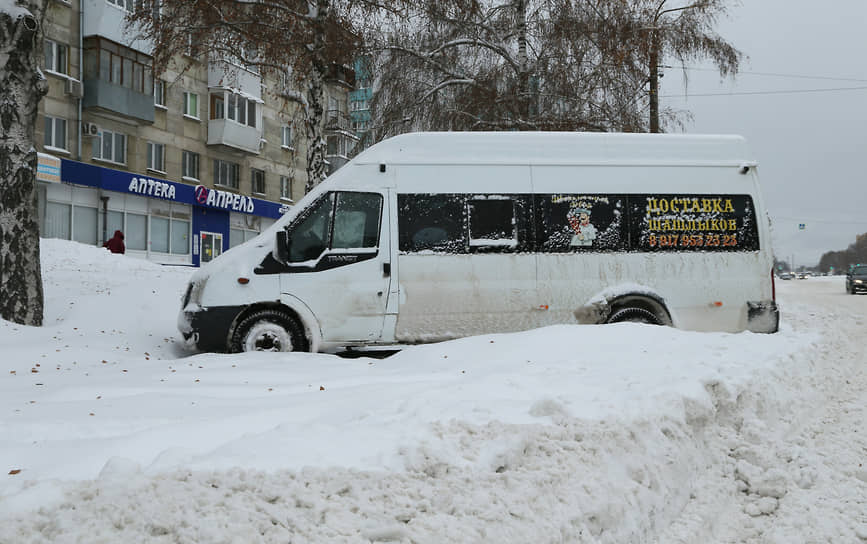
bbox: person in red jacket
[103,230,125,254]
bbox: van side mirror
[275,230,289,264]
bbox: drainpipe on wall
[77,0,84,160]
[100,195,109,245]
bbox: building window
[251,168,265,195]
[106,0,132,11]
[229,212,262,249]
[227,93,257,128]
[93,129,126,164]
[44,116,68,150]
[281,125,292,148]
[209,91,257,127]
[214,159,239,189]
[210,93,224,119]
[183,92,199,119]
[182,150,199,180]
[280,175,292,201]
[45,40,68,75]
[146,142,165,172]
[154,80,165,107]
[327,134,348,157]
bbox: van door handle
[383,262,391,277]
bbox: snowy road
[1,242,865,543]
[656,278,867,543]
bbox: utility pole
[648,2,706,133]
[649,30,660,133]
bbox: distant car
[797,272,808,279]
[779,272,794,280]
[846,265,867,294]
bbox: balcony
[326,63,355,90]
[207,119,261,154]
[82,37,155,123]
[208,60,261,100]
[82,0,152,54]
[82,79,154,123]
[325,109,353,132]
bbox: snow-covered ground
[1,240,865,543]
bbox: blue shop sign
[60,159,285,219]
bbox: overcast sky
[661,0,867,269]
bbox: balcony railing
[207,119,262,154]
[208,60,262,101]
[325,110,353,132]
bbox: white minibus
[178,132,779,352]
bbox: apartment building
[36,0,355,266]
[348,55,373,152]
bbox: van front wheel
[231,310,307,353]
[607,307,663,325]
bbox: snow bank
[0,239,858,542]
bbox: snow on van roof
[351,132,755,167]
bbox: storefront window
[106,210,123,242]
[45,202,71,240]
[126,213,147,250]
[73,206,98,246]
[151,216,170,253]
[229,228,244,248]
[171,219,189,254]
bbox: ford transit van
[178,132,779,352]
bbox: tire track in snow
[656,279,867,543]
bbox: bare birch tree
[0,0,47,326]
[366,0,741,137]
[129,0,399,193]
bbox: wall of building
[35,0,355,266]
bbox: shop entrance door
[201,231,223,263]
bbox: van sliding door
[393,165,536,341]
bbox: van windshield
[286,192,383,263]
[288,194,333,262]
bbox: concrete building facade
[36,0,353,266]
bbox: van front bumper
[177,305,244,352]
[746,300,779,333]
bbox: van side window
[535,194,627,252]
[398,194,466,253]
[288,194,334,262]
[468,198,517,249]
[332,192,382,249]
[628,194,760,251]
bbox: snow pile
[0,240,864,542]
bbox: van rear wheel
[231,310,308,353]
[607,307,663,325]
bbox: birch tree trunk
[0,0,47,326]
[304,0,329,194]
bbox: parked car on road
[846,265,867,294]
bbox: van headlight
[855,279,864,284]
[182,278,207,309]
